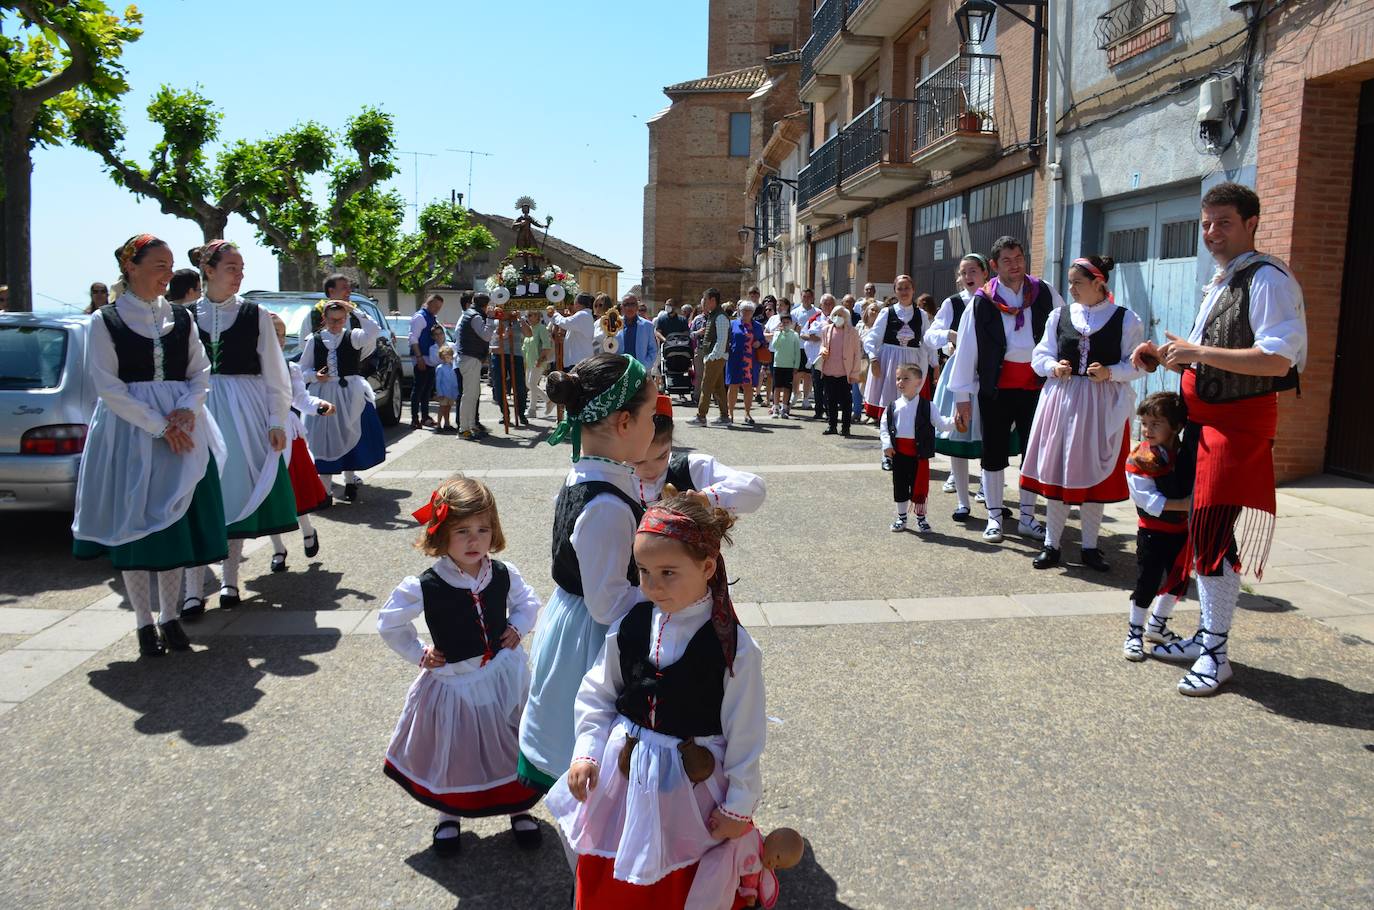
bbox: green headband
[547,355,647,461]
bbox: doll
[685,826,805,910]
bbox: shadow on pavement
[783,841,858,908]
[403,817,571,908]
[1230,662,1374,732]
[0,512,117,605]
[328,482,411,533]
[85,631,342,745]
[243,562,376,612]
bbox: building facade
[642,0,812,309]
[1053,0,1374,482]
[789,0,1049,305]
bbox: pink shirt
[820,322,861,378]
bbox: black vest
[971,280,1055,397]
[937,294,966,367]
[881,305,924,347]
[551,480,644,596]
[311,328,363,387]
[1054,305,1126,375]
[418,562,511,664]
[664,453,695,495]
[1137,443,1195,527]
[1195,261,1301,403]
[614,601,732,739]
[458,308,491,360]
[885,397,935,459]
[99,304,192,383]
[198,300,263,376]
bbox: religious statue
[512,195,551,273]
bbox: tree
[71,84,244,241]
[0,1,142,311]
[222,105,398,288]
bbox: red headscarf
[637,505,739,674]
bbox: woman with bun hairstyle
[517,353,658,797]
[73,234,228,656]
[1019,254,1144,572]
[181,241,297,615]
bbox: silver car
[0,313,97,512]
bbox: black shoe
[822,427,837,435]
[303,531,319,558]
[432,820,462,856]
[219,585,241,608]
[510,813,543,850]
[841,427,851,437]
[344,482,359,502]
[1032,546,1062,570]
[181,596,205,620]
[1081,548,1111,572]
[158,619,192,651]
[270,551,287,573]
[137,624,166,657]
[952,506,972,522]
[881,456,892,472]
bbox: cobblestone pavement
[1,404,1370,907]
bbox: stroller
[661,332,694,402]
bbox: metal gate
[1325,79,1374,481]
[1102,191,1200,402]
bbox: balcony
[911,53,1002,175]
[796,98,931,225]
[799,0,881,98]
[846,0,931,38]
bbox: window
[0,326,68,390]
[1159,219,1198,260]
[770,41,790,55]
[1107,227,1150,263]
[729,112,751,157]
[916,196,964,238]
[968,172,1032,224]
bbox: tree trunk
[200,210,229,243]
[386,274,400,313]
[2,125,34,312]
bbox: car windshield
[249,299,318,360]
[0,325,69,390]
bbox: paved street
[2,405,1372,908]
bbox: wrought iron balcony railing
[914,52,1001,153]
[1095,0,1176,50]
[839,97,917,182]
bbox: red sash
[997,360,1040,391]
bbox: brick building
[1053,0,1373,482]
[782,0,1049,305]
[642,0,811,309]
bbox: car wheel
[380,375,403,426]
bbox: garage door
[1102,191,1200,401]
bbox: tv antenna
[446,148,494,209]
[399,150,436,230]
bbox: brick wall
[707,0,812,75]
[1254,0,1374,481]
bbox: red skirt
[383,759,541,818]
[575,855,752,910]
[287,436,329,515]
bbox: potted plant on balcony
[959,109,989,132]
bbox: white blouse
[636,454,767,514]
[572,594,766,821]
[1187,252,1307,370]
[376,556,540,672]
[1031,301,1144,382]
[863,302,934,360]
[924,289,973,349]
[298,306,383,381]
[287,361,325,416]
[564,458,645,625]
[86,293,211,436]
[194,294,294,428]
[879,394,957,450]
[946,280,1067,401]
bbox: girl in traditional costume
[378,475,543,855]
[73,234,228,656]
[266,313,331,573]
[547,493,765,908]
[928,254,991,520]
[634,395,766,512]
[861,275,936,423]
[1019,256,1143,571]
[517,354,658,794]
[181,242,297,613]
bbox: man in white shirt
[1131,181,1307,697]
[790,288,818,408]
[456,292,494,438]
[798,293,833,420]
[408,293,444,429]
[554,292,596,369]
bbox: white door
[1103,191,1200,401]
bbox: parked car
[387,314,457,392]
[244,291,405,426]
[0,313,97,512]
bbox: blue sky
[28,0,707,312]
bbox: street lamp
[952,0,1048,154]
[737,225,756,245]
[954,0,998,45]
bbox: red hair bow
[411,491,449,534]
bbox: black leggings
[1133,528,1189,606]
[822,375,851,431]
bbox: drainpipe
[1044,0,1063,286]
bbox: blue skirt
[315,401,386,473]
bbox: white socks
[434,812,461,839]
[298,513,315,537]
[896,504,908,519]
[1151,593,1179,620]
[1018,488,1037,527]
[125,570,184,627]
[983,469,1005,527]
[1045,500,1069,549]
[1195,564,1241,675]
[222,538,245,590]
[950,457,971,510]
[1080,502,1103,549]
[344,469,359,484]
[269,533,286,555]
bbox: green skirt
[934,429,1022,460]
[227,460,299,540]
[516,752,557,794]
[73,457,228,571]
